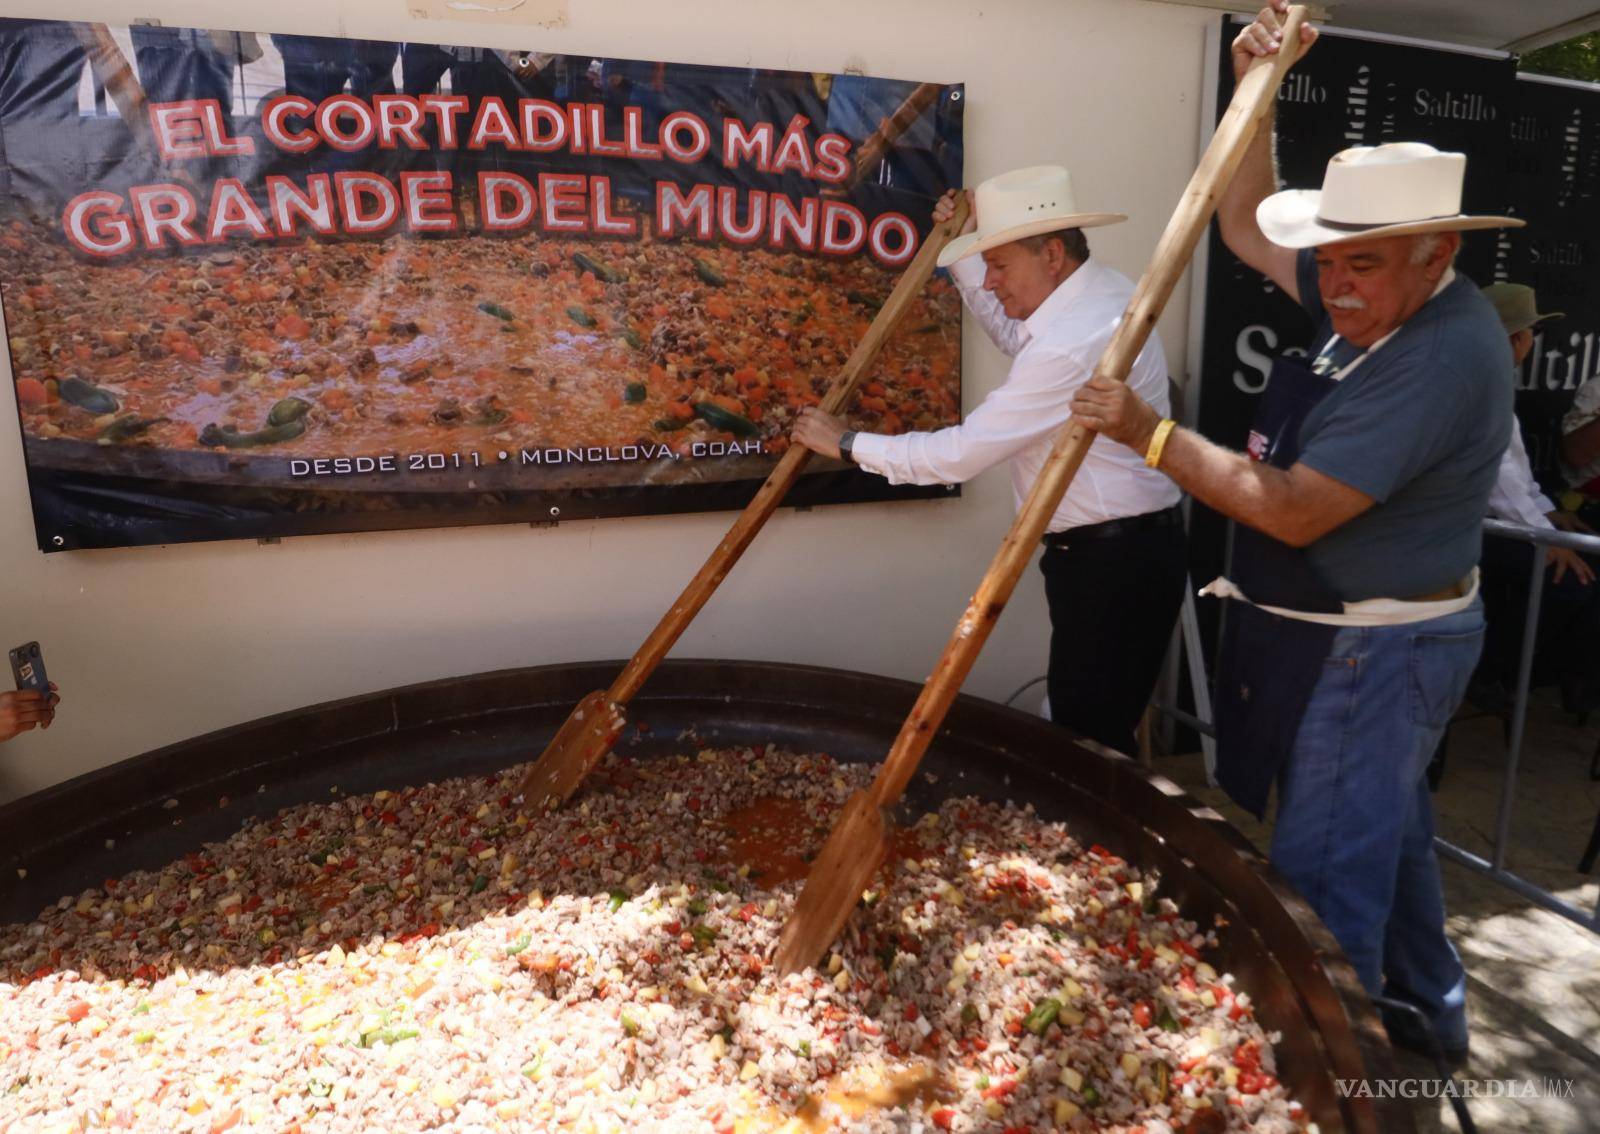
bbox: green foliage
[1521,33,1600,83]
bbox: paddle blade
[515,690,627,811]
[774,790,891,976]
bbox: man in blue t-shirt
[1070,3,1521,1064]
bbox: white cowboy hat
[937,164,1126,267]
[1257,142,1523,249]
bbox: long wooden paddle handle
[72,24,153,146]
[867,7,1309,807]
[841,82,946,193]
[606,195,972,704]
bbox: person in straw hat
[1471,283,1597,719]
[1071,0,1520,1062]
[792,166,1186,758]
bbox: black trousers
[1039,519,1188,755]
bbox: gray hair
[1017,227,1090,264]
[1409,233,1458,267]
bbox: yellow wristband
[1145,418,1177,468]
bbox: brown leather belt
[1399,575,1471,603]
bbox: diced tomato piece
[1239,1071,1275,1095]
[275,313,311,341]
[65,999,90,1023]
[931,1108,957,1130]
[14,378,49,409]
[1132,1000,1154,1029]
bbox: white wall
[0,0,1216,801]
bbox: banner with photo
[1504,73,1600,498]
[1190,21,1516,601]
[0,19,964,551]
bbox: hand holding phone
[4,642,59,742]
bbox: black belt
[1041,505,1183,547]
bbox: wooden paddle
[833,82,946,194]
[775,5,1311,976]
[72,25,155,150]
[516,194,972,811]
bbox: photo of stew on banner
[0,20,964,551]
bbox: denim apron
[1212,349,1344,817]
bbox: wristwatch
[838,430,857,463]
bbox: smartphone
[9,641,48,695]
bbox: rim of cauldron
[0,658,1411,1133]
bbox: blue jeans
[1270,600,1483,1049]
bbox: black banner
[1505,74,1600,497]
[0,20,964,551]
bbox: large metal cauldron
[0,660,1409,1132]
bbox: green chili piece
[1023,997,1062,1036]
[572,252,620,283]
[692,402,759,439]
[59,376,119,414]
[693,258,726,287]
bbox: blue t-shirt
[1291,250,1511,602]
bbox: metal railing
[1150,517,1600,935]
[1432,518,1600,934]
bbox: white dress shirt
[1488,423,1555,529]
[1562,372,1600,491]
[850,255,1181,532]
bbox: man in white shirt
[792,166,1185,756]
[1481,284,1591,578]
[1475,283,1597,714]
